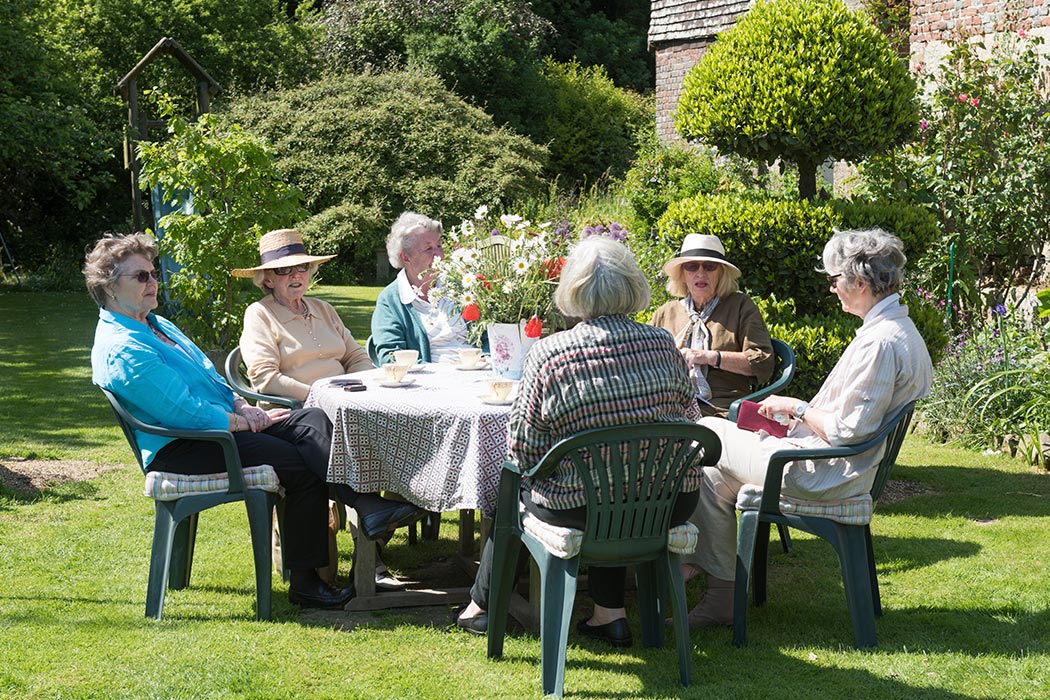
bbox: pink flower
[957,92,969,103]
[920,119,929,131]
[970,97,979,107]
[1019,29,1027,38]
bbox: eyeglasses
[273,263,310,276]
[827,273,843,287]
[683,261,721,273]
[121,269,160,283]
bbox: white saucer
[406,363,425,373]
[480,394,514,406]
[378,377,416,388]
[454,362,489,371]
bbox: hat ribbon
[260,243,307,264]
[679,247,726,261]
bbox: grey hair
[821,227,906,296]
[555,237,651,319]
[253,262,319,292]
[83,232,157,306]
[386,211,444,269]
[665,260,740,298]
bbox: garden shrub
[623,143,723,233]
[540,59,651,186]
[226,69,547,282]
[675,0,917,200]
[862,30,1050,322]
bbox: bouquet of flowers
[431,206,631,344]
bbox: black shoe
[452,605,487,635]
[576,617,633,647]
[288,572,354,609]
[359,502,425,539]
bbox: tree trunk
[797,157,817,201]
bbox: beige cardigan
[240,295,373,403]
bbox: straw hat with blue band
[231,229,336,277]
[661,233,741,277]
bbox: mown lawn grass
[1,286,1048,699]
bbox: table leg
[353,534,377,599]
[458,509,475,557]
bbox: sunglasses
[121,269,160,283]
[827,273,843,286]
[273,263,311,276]
[683,261,721,273]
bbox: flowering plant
[431,205,629,343]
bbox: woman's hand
[236,403,274,432]
[679,348,719,369]
[757,395,799,419]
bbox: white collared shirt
[396,270,471,363]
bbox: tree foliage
[676,0,917,200]
[226,69,548,281]
[138,99,305,351]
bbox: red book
[736,400,789,438]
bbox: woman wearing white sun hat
[651,233,775,419]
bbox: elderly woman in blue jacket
[370,211,476,365]
[85,233,422,609]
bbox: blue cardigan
[91,308,234,467]
[370,280,433,365]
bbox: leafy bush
[921,304,1050,465]
[138,101,306,351]
[540,59,651,186]
[226,69,548,282]
[675,0,917,200]
[623,144,724,233]
[862,30,1050,322]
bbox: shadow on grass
[0,473,104,509]
[889,462,1050,521]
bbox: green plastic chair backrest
[223,346,300,409]
[727,339,796,422]
[530,422,721,564]
[101,388,148,474]
[868,401,917,503]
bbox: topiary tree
[675,0,917,200]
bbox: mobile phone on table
[342,384,366,392]
[329,378,363,387]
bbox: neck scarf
[676,295,720,401]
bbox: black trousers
[470,486,700,610]
[150,407,332,570]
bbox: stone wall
[911,0,1050,68]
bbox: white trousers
[683,416,787,580]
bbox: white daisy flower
[502,281,514,293]
[461,273,476,288]
[512,257,529,275]
[461,220,475,235]
[475,205,489,220]
[500,214,522,228]
[461,291,475,305]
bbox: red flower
[541,257,566,280]
[462,303,480,322]
[524,315,543,338]
[476,274,491,290]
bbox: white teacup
[458,348,482,368]
[383,362,410,383]
[393,349,419,366]
[488,379,514,401]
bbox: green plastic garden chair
[486,422,722,698]
[732,400,918,649]
[224,346,302,409]
[101,388,281,621]
[727,338,797,553]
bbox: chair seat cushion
[522,512,699,559]
[144,465,281,501]
[735,484,872,525]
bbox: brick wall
[911,0,1050,67]
[654,39,711,143]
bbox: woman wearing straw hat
[234,228,416,590]
[232,229,373,406]
[651,234,775,419]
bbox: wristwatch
[793,401,810,421]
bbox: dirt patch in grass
[880,478,940,505]
[0,458,121,497]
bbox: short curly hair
[555,237,651,319]
[821,227,906,297]
[386,212,443,269]
[83,233,157,307]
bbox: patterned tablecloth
[306,363,512,516]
